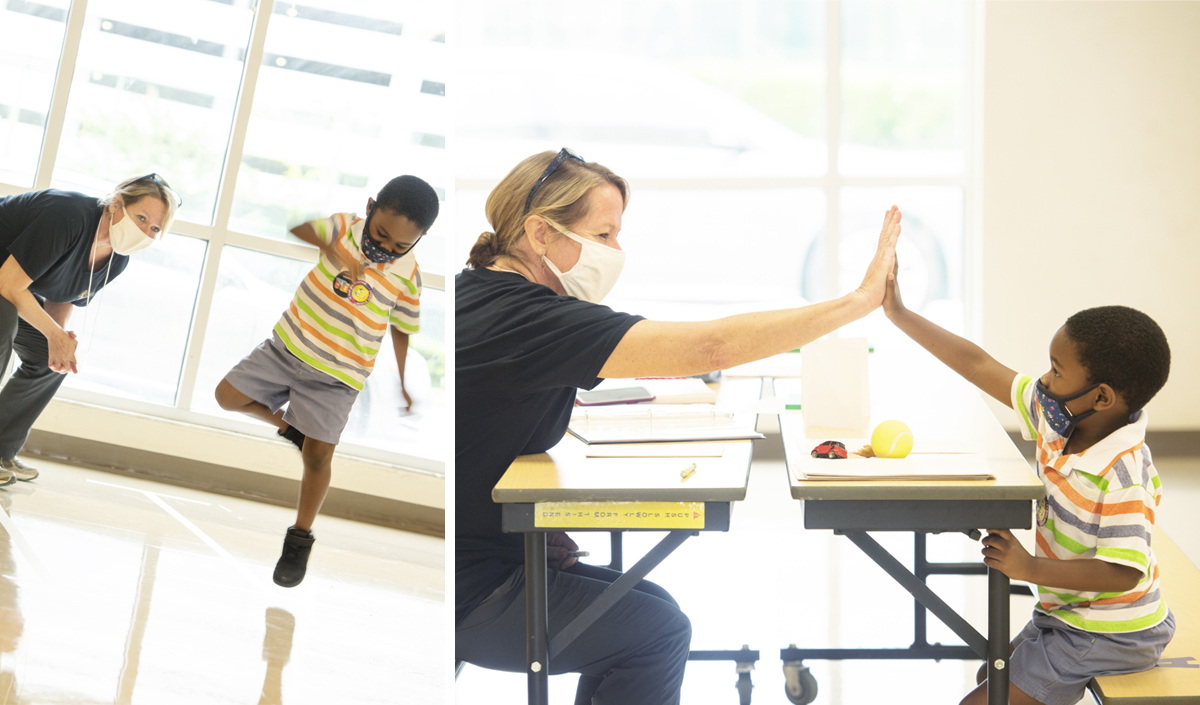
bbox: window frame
[3,0,447,475]
[456,0,983,343]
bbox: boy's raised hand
[854,205,902,310]
[322,243,365,284]
[882,256,906,321]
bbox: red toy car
[810,440,848,459]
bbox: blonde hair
[467,151,628,269]
[99,174,179,234]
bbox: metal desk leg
[608,531,623,572]
[526,532,549,705]
[987,567,1010,705]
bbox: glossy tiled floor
[455,448,1200,705]
[0,456,443,705]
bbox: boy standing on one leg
[216,175,439,587]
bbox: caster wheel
[783,660,818,705]
[736,671,753,705]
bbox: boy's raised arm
[291,220,364,282]
[882,262,1018,408]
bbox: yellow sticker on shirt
[533,502,705,529]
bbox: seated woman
[456,148,901,705]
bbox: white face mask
[109,205,155,255]
[542,230,625,303]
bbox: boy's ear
[366,197,375,213]
[1093,383,1121,412]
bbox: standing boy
[883,266,1173,705]
[216,175,439,587]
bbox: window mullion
[175,0,276,412]
[825,0,842,305]
[965,0,985,343]
[33,0,89,189]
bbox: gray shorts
[223,334,359,445]
[1010,609,1176,705]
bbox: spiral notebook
[568,404,763,445]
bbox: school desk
[492,380,762,705]
[773,356,1044,705]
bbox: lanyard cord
[79,214,114,360]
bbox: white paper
[797,452,995,482]
[801,338,870,432]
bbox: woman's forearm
[44,300,74,329]
[4,288,66,340]
[0,256,66,340]
[598,291,873,379]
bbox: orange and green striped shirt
[274,212,420,391]
[1012,374,1166,633]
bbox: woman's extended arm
[0,255,78,373]
[598,206,901,379]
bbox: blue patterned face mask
[1035,378,1102,437]
[361,215,402,263]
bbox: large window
[456,0,976,344]
[2,0,449,470]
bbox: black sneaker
[273,526,315,588]
[278,425,306,451]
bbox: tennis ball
[871,420,914,459]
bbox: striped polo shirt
[273,212,421,391]
[1012,374,1166,633]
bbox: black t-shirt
[455,267,643,624]
[0,189,129,305]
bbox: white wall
[983,1,1200,429]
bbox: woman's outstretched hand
[854,205,902,311]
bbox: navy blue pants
[457,562,692,705]
[0,297,67,460]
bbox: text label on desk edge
[533,501,706,529]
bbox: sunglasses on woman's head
[523,148,585,215]
[132,172,182,208]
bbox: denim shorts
[1010,609,1175,705]
[223,333,359,445]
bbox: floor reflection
[0,457,443,705]
[0,495,22,703]
[259,607,295,705]
[116,544,159,704]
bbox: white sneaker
[0,456,37,482]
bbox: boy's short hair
[1064,305,1170,413]
[376,175,440,231]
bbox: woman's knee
[661,602,692,650]
[634,578,680,608]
